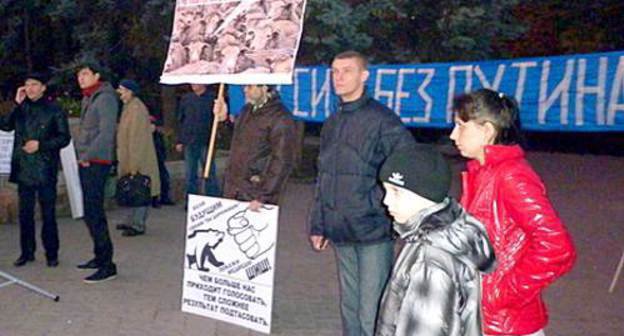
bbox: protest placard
[60,141,83,219]
[161,0,307,85]
[0,131,14,175]
[181,194,278,334]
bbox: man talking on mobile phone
[0,72,70,268]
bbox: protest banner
[228,50,624,131]
[161,0,307,85]
[182,194,278,334]
[0,131,14,175]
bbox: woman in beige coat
[115,79,160,236]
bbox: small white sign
[181,195,278,334]
[60,140,83,218]
[0,131,14,175]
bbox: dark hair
[75,60,106,80]
[333,50,368,70]
[453,88,524,146]
[77,62,99,73]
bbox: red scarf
[81,81,102,97]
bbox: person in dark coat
[0,72,71,267]
[148,106,175,207]
[213,84,296,210]
[175,84,221,201]
[308,51,415,336]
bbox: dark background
[1,0,623,155]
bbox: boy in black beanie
[375,144,496,336]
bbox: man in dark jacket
[175,84,220,200]
[213,84,296,210]
[74,62,119,283]
[0,72,70,268]
[308,51,415,336]
[148,106,175,207]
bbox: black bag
[115,173,151,207]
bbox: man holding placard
[175,84,221,201]
[213,84,296,210]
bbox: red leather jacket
[460,145,576,335]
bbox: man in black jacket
[0,72,71,267]
[175,84,221,201]
[308,51,415,336]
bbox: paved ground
[1,151,623,336]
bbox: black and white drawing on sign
[186,228,226,272]
[227,206,275,260]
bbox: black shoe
[14,255,35,267]
[84,265,117,284]
[152,197,161,208]
[76,259,99,270]
[47,259,59,267]
[160,198,176,206]
[122,227,145,237]
[115,223,132,231]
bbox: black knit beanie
[25,72,50,85]
[379,144,451,202]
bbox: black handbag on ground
[115,173,151,207]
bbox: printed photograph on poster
[0,131,14,175]
[161,0,307,85]
[181,194,279,334]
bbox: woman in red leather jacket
[449,88,576,336]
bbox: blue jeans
[79,164,114,268]
[127,206,149,232]
[334,240,394,336]
[184,143,220,197]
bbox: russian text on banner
[228,50,624,131]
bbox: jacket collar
[466,144,525,173]
[247,95,281,115]
[339,93,369,112]
[81,81,103,97]
[393,198,451,241]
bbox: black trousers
[153,132,172,201]
[17,182,59,260]
[79,164,114,268]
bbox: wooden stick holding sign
[609,249,624,293]
[203,83,225,179]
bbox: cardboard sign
[60,141,83,219]
[161,0,307,85]
[0,131,14,175]
[181,195,279,334]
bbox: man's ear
[361,69,370,83]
